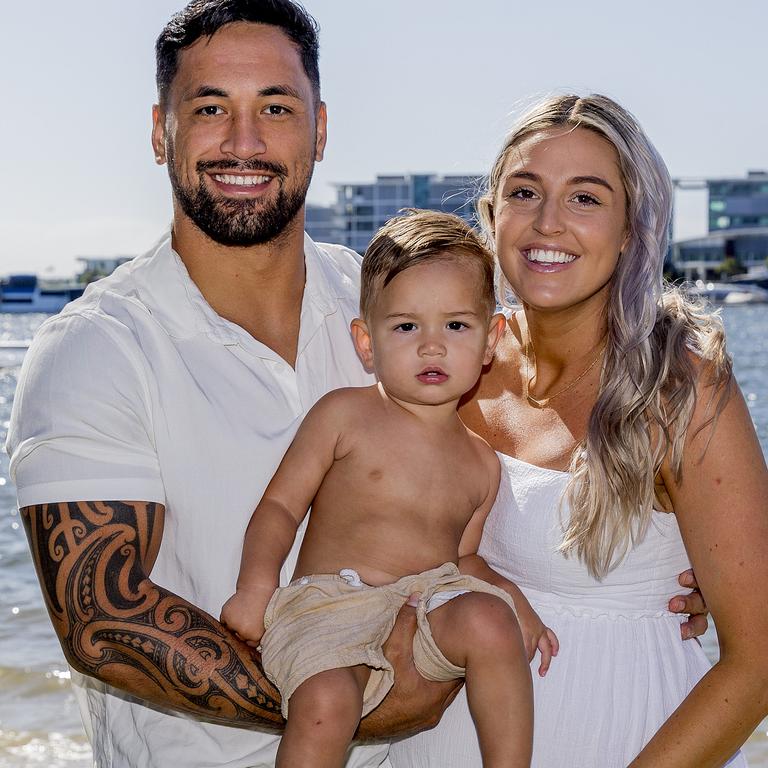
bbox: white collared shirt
[7,231,387,768]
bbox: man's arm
[23,495,461,738]
[25,498,462,737]
[22,499,284,728]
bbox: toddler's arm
[459,553,558,677]
[457,445,558,676]
[220,391,349,644]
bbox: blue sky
[2,0,766,275]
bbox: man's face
[152,22,327,247]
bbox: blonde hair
[477,94,732,578]
[360,208,496,319]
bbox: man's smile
[212,173,273,186]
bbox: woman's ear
[478,196,495,227]
[350,318,375,373]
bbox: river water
[1,306,767,767]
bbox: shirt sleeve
[6,311,165,507]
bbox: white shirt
[7,231,388,768]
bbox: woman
[389,94,768,767]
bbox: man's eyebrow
[259,84,304,100]
[186,85,229,100]
[505,170,615,192]
[184,84,305,101]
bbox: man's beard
[167,147,313,247]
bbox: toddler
[221,210,557,767]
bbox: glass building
[304,204,338,245]
[305,173,481,253]
[708,171,768,232]
[673,229,768,281]
[672,171,768,280]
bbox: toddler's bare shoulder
[464,427,501,474]
[310,385,381,423]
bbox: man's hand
[669,568,709,640]
[220,585,275,647]
[356,598,461,740]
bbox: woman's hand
[668,569,709,640]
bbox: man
[6,2,455,766]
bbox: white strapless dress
[389,453,747,767]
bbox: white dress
[389,453,747,768]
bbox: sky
[2,0,766,276]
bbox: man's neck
[171,213,307,367]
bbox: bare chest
[460,349,594,472]
[318,428,488,532]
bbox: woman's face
[492,126,629,314]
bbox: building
[304,204,338,245]
[76,255,134,282]
[708,171,768,232]
[672,172,768,280]
[306,173,482,253]
[672,228,768,281]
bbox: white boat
[684,280,768,305]
[0,274,84,314]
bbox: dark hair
[360,209,496,319]
[156,0,320,106]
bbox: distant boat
[0,274,84,314]
[684,280,768,305]
[726,268,768,291]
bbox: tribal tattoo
[21,501,284,728]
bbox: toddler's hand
[531,625,559,678]
[220,586,275,647]
[516,600,559,677]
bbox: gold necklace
[522,335,607,409]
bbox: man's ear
[314,101,328,162]
[151,104,167,165]
[350,318,374,373]
[483,312,506,366]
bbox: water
[0,315,92,767]
[1,307,767,766]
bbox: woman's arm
[630,376,768,767]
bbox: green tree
[719,256,745,278]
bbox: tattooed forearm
[21,501,284,728]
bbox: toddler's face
[360,257,501,409]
